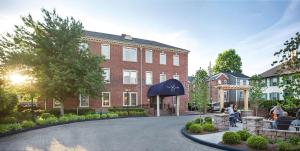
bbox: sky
[1,0,300,76]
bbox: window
[160,73,167,82]
[145,71,153,85]
[243,80,246,85]
[79,94,89,107]
[123,47,137,62]
[102,92,110,107]
[160,53,166,65]
[145,50,152,63]
[173,54,179,66]
[79,43,88,52]
[271,77,278,86]
[224,80,228,84]
[53,99,61,108]
[173,75,179,80]
[269,92,280,100]
[123,70,137,84]
[103,68,110,83]
[237,79,240,85]
[218,80,222,85]
[101,44,110,59]
[123,92,137,106]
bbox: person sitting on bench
[226,104,237,127]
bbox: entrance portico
[147,79,185,117]
[215,85,250,110]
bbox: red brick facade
[208,73,229,103]
[38,32,189,115]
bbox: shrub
[288,136,300,145]
[78,115,85,120]
[101,114,107,119]
[0,117,18,124]
[0,88,18,117]
[40,113,54,119]
[237,130,252,141]
[85,114,95,120]
[204,117,212,124]
[247,135,268,150]
[222,132,241,144]
[64,114,79,121]
[49,108,95,116]
[188,124,203,134]
[202,123,216,132]
[185,121,193,130]
[36,116,58,125]
[92,114,101,119]
[277,141,292,151]
[0,123,22,133]
[58,116,69,123]
[194,118,204,124]
[108,108,144,113]
[21,120,36,129]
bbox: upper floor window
[173,54,179,66]
[123,92,137,106]
[271,77,278,86]
[173,74,179,80]
[103,68,110,83]
[218,80,222,85]
[145,71,153,85]
[123,70,137,84]
[224,80,227,84]
[79,94,89,107]
[145,50,152,63]
[160,53,166,65]
[102,92,110,107]
[237,79,240,85]
[123,47,137,62]
[101,44,110,59]
[79,43,88,52]
[243,80,246,85]
[160,73,167,83]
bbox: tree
[273,32,300,108]
[0,9,105,115]
[190,68,209,114]
[213,49,242,73]
[249,75,265,116]
[0,82,18,118]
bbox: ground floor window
[53,99,61,108]
[123,92,137,106]
[79,94,89,107]
[102,92,110,107]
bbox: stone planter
[242,116,263,134]
[241,110,253,117]
[214,114,229,131]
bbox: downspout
[140,47,143,107]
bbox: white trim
[159,52,166,65]
[101,44,110,59]
[101,92,111,107]
[123,69,138,84]
[123,92,138,106]
[145,49,153,63]
[173,74,180,80]
[173,54,179,66]
[52,99,61,108]
[79,94,89,107]
[103,68,110,83]
[122,46,137,62]
[145,71,153,85]
[160,73,167,83]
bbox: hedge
[108,108,144,112]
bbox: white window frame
[53,99,61,108]
[79,94,89,107]
[173,54,179,66]
[123,92,138,106]
[145,71,153,85]
[103,68,110,83]
[173,74,179,80]
[102,92,111,107]
[160,52,166,65]
[123,70,138,84]
[101,44,110,59]
[160,73,167,83]
[145,50,153,63]
[123,47,137,62]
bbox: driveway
[0,116,222,151]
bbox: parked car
[207,102,220,112]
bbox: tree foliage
[249,75,265,116]
[0,9,105,115]
[0,82,18,117]
[191,68,209,113]
[213,49,242,73]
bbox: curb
[181,128,244,151]
[0,116,146,138]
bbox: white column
[219,88,224,111]
[176,96,180,116]
[156,95,160,117]
[243,90,249,111]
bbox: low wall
[258,129,300,140]
[214,114,229,131]
[242,116,263,134]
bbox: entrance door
[149,96,163,109]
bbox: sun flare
[8,72,28,85]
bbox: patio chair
[276,116,294,130]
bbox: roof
[208,72,249,81]
[147,79,185,97]
[260,64,298,78]
[188,76,194,83]
[84,30,189,52]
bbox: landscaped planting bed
[220,130,300,151]
[185,117,217,134]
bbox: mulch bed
[218,141,277,151]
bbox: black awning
[147,79,185,97]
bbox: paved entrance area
[0,116,221,151]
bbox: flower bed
[185,117,217,134]
[0,111,146,137]
[220,130,300,151]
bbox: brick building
[39,30,189,115]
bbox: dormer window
[122,34,132,40]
